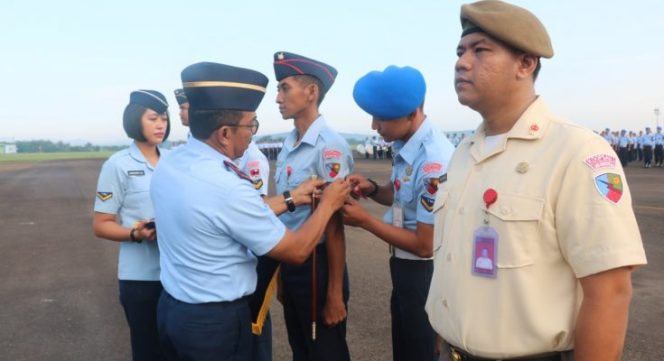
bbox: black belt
[448,345,573,361]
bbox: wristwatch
[283,190,296,212]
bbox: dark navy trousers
[118,280,165,361]
[157,291,252,361]
[389,257,436,361]
[281,244,350,361]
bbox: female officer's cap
[129,90,169,113]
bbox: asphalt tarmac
[0,158,662,361]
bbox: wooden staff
[310,175,319,341]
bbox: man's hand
[322,296,347,327]
[291,178,325,206]
[345,174,373,198]
[134,220,156,241]
[319,179,350,211]
[341,198,370,227]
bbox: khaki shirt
[425,98,646,359]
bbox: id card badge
[472,226,498,278]
[392,201,404,228]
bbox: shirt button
[500,206,510,215]
[447,253,452,262]
[442,299,448,308]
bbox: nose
[371,118,379,131]
[455,53,471,73]
[275,91,283,104]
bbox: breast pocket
[126,175,150,194]
[486,193,544,268]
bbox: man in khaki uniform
[425,1,647,361]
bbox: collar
[284,115,326,150]
[468,97,551,163]
[186,137,232,164]
[393,117,433,165]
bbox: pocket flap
[487,193,544,221]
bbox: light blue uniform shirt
[151,138,285,304]
[94,142,165,281]
[382,118,455,259]
[237,141,270,196]
[643,133,655,147]
[275,116,353,232]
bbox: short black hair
[122,103,171,142]
[189,109,245,140]
[292,74,326,106]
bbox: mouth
[154,132,165,138]
[455,78,471,86]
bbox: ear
[516,54,538,80]
[307,83,319,103]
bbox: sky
[1,0,663,144]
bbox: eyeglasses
[229,118,259,135]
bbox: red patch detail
[394,179,401,191]
[249,168,260,177]
[422,163,443,174]
[530,124,540,132]
[584,154,617,170]
[248,160,260,168]
[286,166,292,177]
[324,149,342,159]
[426,178,440,195]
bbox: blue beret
[181,62,268,112]
[353,65,426,120]
[273,51,337,94]
[173,88,188,105]
[129,90,169,113]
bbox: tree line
[15,140,125,153]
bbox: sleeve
[224,182,286,256]
[245,155,270,196]
[93,159,125,214]
[317,141,354,183]
[555,138,647,278]
[415,160,445,224]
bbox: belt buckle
[450,347,463,361]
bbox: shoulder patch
[323,149,343,160]
[422,177,440,195]
[594,173,623,203]
[422,162,443,174]
[96,192,113,201]
[420,194,435,212]
[584,154,617,170]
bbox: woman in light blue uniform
[93,90,170,361]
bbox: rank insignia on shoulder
[254,179,264,190]
[438,174,447,184]
[223,160,254,184]
[420,195,435,212]
[97,192,113,201]
[594,172,623,203]
[127,170,145,176]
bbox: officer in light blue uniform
[93,89,171,361]
[151,61,350,361]
[273,51,353,361]
[643,127,654,168]
[341,66,455,361]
